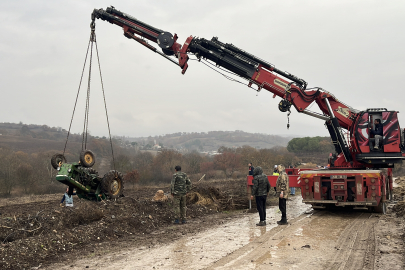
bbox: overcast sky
[1,0,404,138]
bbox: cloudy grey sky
[1,0,404,138]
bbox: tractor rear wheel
[102,170,124,199]
[51,154,66,169]
[80,150,95,168]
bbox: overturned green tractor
[51,150,124,201]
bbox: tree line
[0,148,58,196]
[3,136,403,198]
[287,136,334,153]
[0,144,301,197]
[112,145,300,187]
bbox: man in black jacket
[250,166,270,226]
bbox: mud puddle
[56,196,311,270]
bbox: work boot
[256,221,266,226]
[181,219,187,224]
[277,219,288,225]
[174,219,179,224]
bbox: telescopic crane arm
[92,7,405,168]
[91,7,354,128]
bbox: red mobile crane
[91,6,405,213]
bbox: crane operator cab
[353,108,405,167]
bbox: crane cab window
[368,113,383,151]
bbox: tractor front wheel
[80,150,96,168]
[102,170,124,199]
[51,154,66,169]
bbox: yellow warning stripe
[365,173,379,178]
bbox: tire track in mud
[205,211,326,269]
[324,212,378,270]
[206,210,381,270]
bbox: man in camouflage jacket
[275,164,289,225]
[171,165,191,224]
[250,166,270,226]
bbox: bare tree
[200,161,215,179]
[152,149,182,183]
[133,151,154,183]
[182,150,203,174]
[0,148,18,195]
[124,170,140,189]
[112,154,132,173]
[16,163,33,194]
[236,145,258,167]
[29,152,60,193]
[214,152,243,178]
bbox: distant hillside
[0,122,109,156]
[0,123,294,153]
[120,130,294,151]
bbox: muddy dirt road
[51,195,404,270]
[209,209,400,270]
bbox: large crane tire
[374,201,387,214]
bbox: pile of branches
[187,185,247,211]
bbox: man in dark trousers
[369,119,383,149]
[276,164,289,225]
[171,165,191,224]
[250,166,270,226]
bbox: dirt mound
[152,190,168,201]
[393,201,405,217]
[392,175,405,217]
[0,179,250,269]
[395,176,405,186]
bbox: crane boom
[91,6,405,169]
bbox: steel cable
[63,38,92,157]
[94,33,116,171]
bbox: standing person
[272,165,279,192]
[276,164,289,225]
[248,163,254,176]
[250,166,270,226]
[171,165,191,224]
[60,187,76,207]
